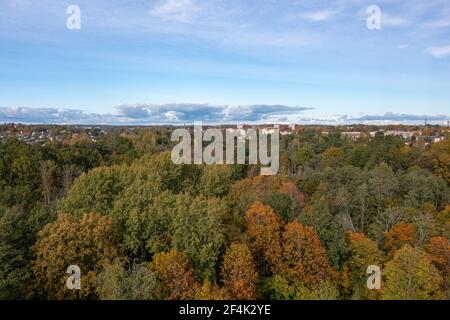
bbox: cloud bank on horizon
[1,105,448,125]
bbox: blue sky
[0,0,449,124]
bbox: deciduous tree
[97,262,162,300]
[199,165,234,198]
[151,249,198,300]
[171,195,226,282]
[347,232,384,299]
[31,213,124,299]
[276,221,336,288]
[300,198,349,270]
[245,203,282,274]
[383,245,443,300]
[384,223,415,254]
[426,236,450,277]
[221,243,258,300]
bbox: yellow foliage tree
[31,213,124,299]
[383,245,443,300]
[151,249,199,300]
[221,243,259,300]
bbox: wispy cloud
[426,45,450,58]
[382,13,409,27]
[300,9,341,22]
[422,8,450,28]
[0,106,116,124]
[150,0,200,23]
[349,112,449,122]
[423,19,450,28]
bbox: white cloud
[0,104,313,125]
[117,104,150,118]
[164,110,179,120]
[426,45,450,58]
[0,106,116,124]
[350,112,449,122]
[422,8,450,28]
[150,0,200,23]
[382,13,409,27]
[2,106,449,125]
[301,9,341,22]
[423,19,450,28]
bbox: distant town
[1,122,448,146]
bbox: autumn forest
[0,125,449,300]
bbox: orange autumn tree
[245,203,282,273]
[221,243,259,300]
[278,181,305,208]
[426,236,450,277]
[426,236,450,298]
[276,221,336,288]
[384,223,415,254]
[228,176,285,217]
[151,249,198,300]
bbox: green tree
[300,199,349,270]
[59,165,130,217]
[0,206,31,299]
[109,174,164,258]
[171,194,226,282]
[368,163,399,215]
[266,192,295,222]
[321,147,344,168]
[402,167,447,210]
[292,143,314,169]
[349,144,370,168]
[199,165,234,198]
[97,262,162,300]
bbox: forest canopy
[0,125,449,300]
